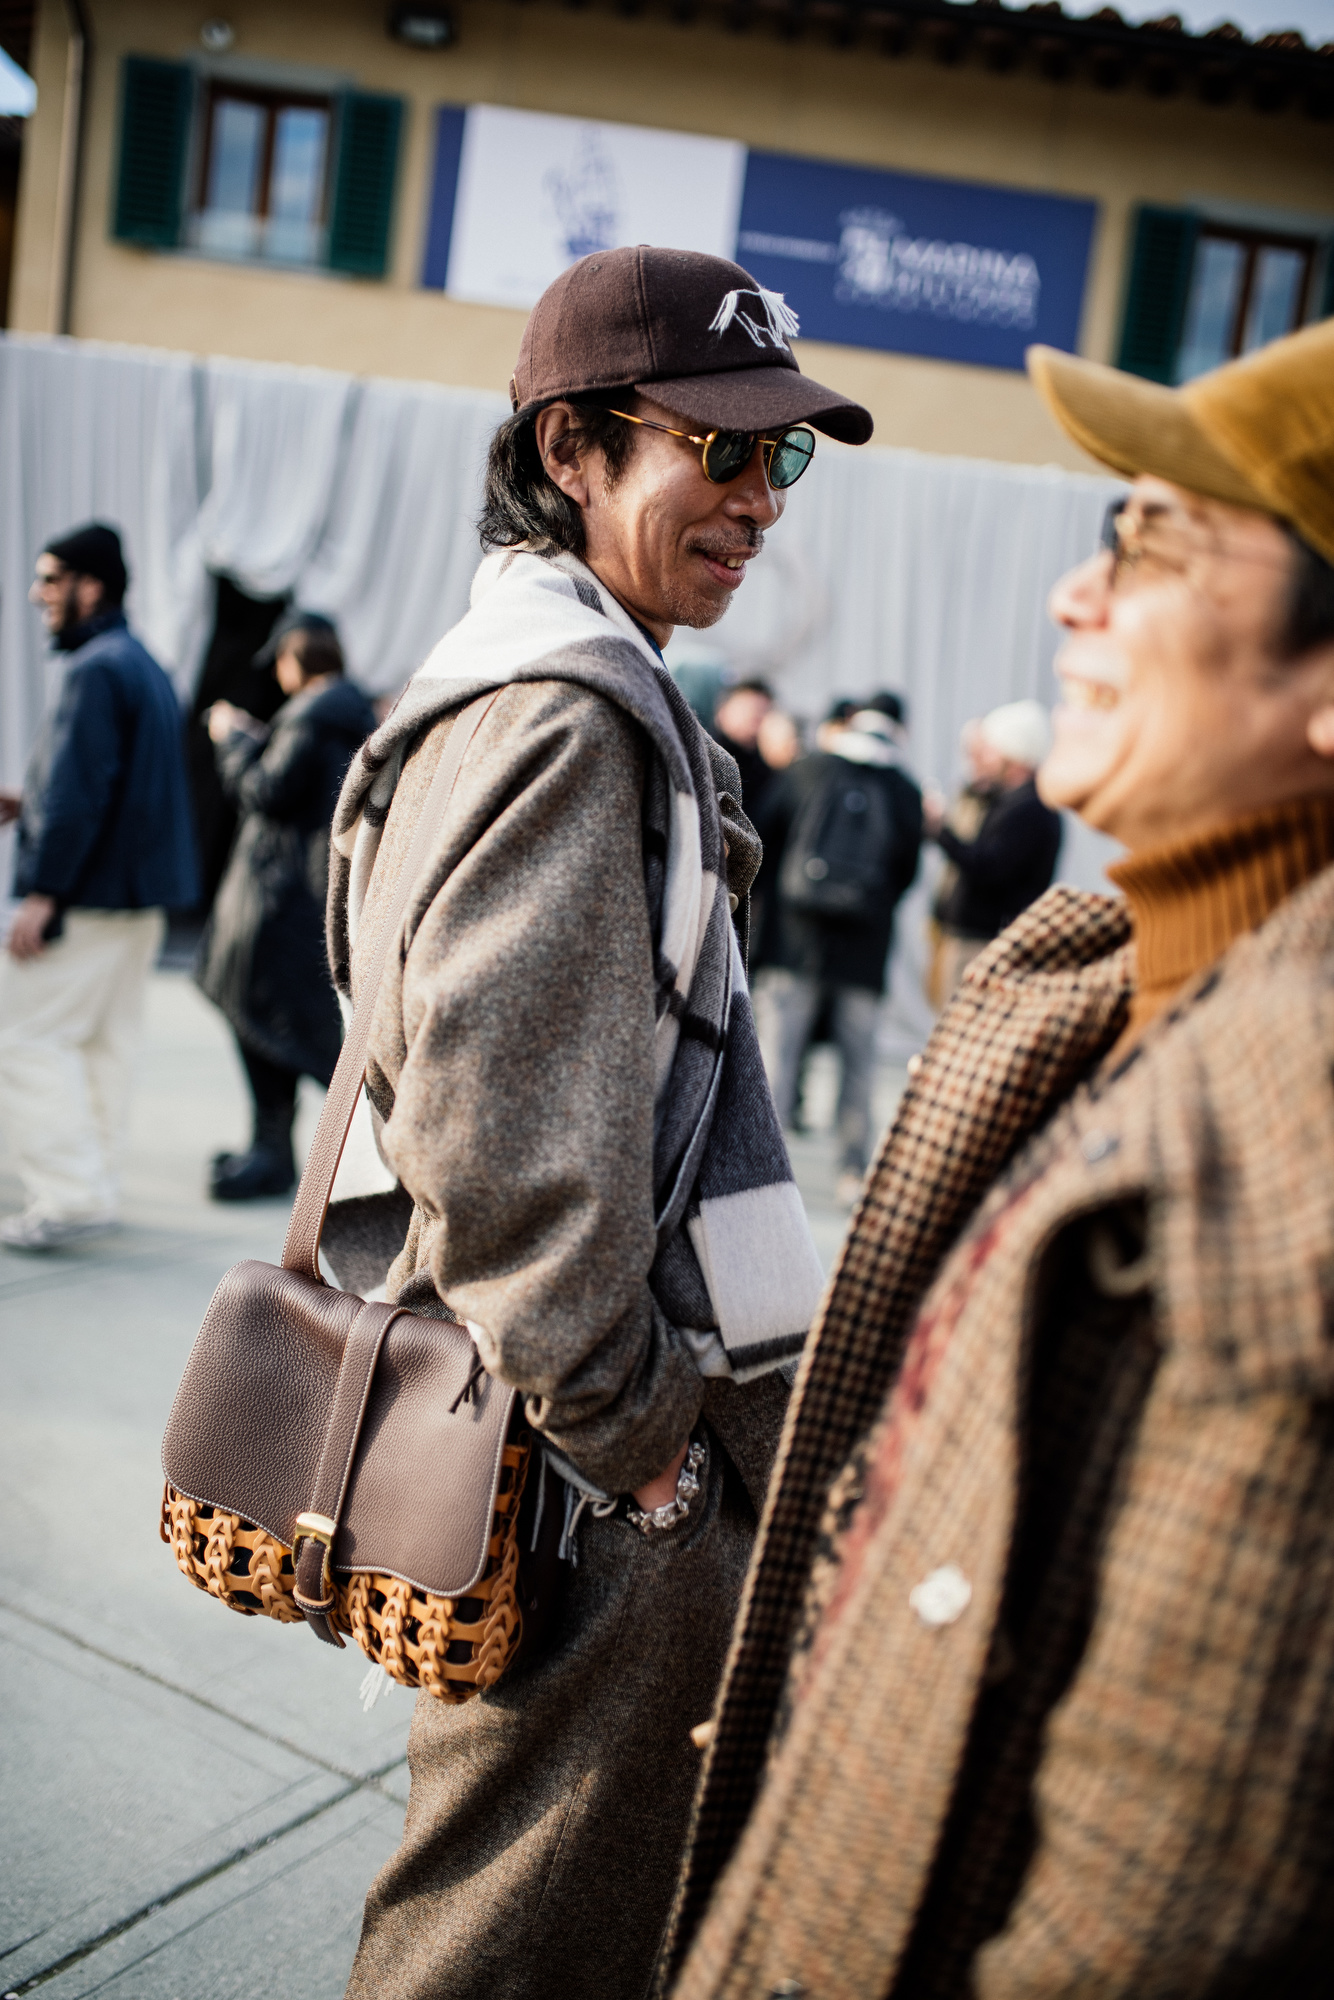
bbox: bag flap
[161,1260,516,1597]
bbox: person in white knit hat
[925,698,1062,1005]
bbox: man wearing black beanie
[0,523,198,1251]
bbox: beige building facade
[5,0,1334,468]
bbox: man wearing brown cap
[662,316,1334,2000]
[321,248,870,2000]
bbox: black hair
[862,689,908,726]
[723,678,776,703]
[287,624,345,679]
[43,521,128,606]
[1281,527,1334,660]
[478,392,637,559]
[823,697,858,726]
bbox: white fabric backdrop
[0,330,1125,1041]
[193,356,362,599]
[0,334,510,773]
[657,435,1127,1045]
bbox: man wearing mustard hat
[662,317,1334,2000]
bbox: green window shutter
[113,56,193,248]
[1117,206,1198,383]
[328,93,404,278]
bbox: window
[113,56,405,280]
[1175,227,1315,383]
[1118,205,1331,386]
[193,84,332,265]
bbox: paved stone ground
[0,971,903,1999]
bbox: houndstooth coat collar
[665,861,1334,1998]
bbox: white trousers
[0,907,165,1221]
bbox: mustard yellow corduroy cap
[1027,317,1334,567]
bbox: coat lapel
[673,862,1334,2000]
[665,886,1134,1978]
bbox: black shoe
[210,1144,296,1201]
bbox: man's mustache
[690,530,765,560]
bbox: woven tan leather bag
[161,694,548,1702]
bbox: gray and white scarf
[328,547,824,1381]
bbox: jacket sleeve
[750,766,796,852]
[890,773,924,904]
[375,684,706,1496]
[975,1383,1334,1999]
[935,792,1048,888]
[24,662,125,902]
[216,714,321,823]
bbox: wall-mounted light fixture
[388,6,456,48]
[199,19,236,53]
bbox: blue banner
[736,152,1095,371]
[419,108,1097,369]
[421,105,467,291]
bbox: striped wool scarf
[329,547,824,1381]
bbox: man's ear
[1304,644,1334,760]
[74,574,105,619]
[534,403,591,510]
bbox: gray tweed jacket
[326,678,785,1504]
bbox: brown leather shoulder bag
[161,693,551,1702]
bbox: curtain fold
[192,356,361,600]
[0,332,1123,962]
[294,375,507,694]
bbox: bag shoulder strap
[281,690,500,1282]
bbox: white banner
[444,104,747,311]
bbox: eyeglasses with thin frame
[1099,497,1292,587]
[608,409,816,490]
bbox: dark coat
[710,729,770,816]
[196,676,375,1078]
[15,611,199,913]
[934,773,1062,940]
[752,749,923,992]
[667,874,1334,2000]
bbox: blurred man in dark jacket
[711,678,775,810]
[754,696,922,1204]
[196,611,375,1199]
[0,524,198,1250]
[927,698,1062,1003]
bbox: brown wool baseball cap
[1027,318,1334,566]
[509,244,873,445]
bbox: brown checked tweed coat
[665,869,1334,2000]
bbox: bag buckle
[293,1510,337,1597]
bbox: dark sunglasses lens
[768,429,815,489]
[703,431,757,483]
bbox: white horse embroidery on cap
[709,288,801,349]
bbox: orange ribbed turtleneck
[1106,793,1334,1062]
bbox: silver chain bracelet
[626,1438,707,1536]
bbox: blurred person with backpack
[196,611,375,1200]
[925,698,1062,1005]
[0,524,197,1251]
[754,693,923,1205]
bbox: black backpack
[779,761,899,922]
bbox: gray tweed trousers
[344,1429,754,2000]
